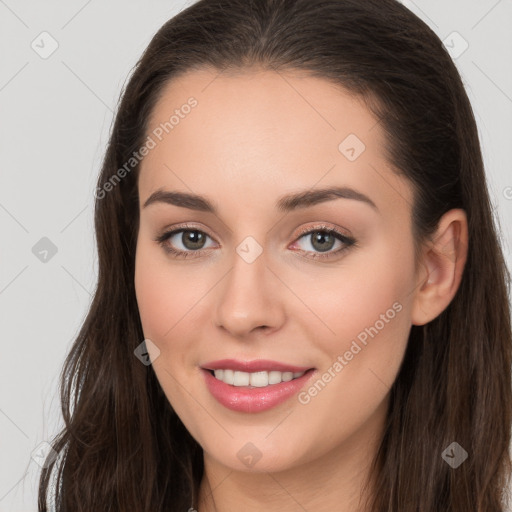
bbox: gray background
[1,0,511,510]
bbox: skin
[134,67,468,512]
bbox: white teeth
[212,369,306,387]
[268,371,282,385]
[233,371,250,386]
[249,371,268,387]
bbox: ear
[411,209,468,326]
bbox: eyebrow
[142,185,378,213]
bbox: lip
[201,367,317,413]
[201,358,313,373]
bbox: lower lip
[201,368,316,413]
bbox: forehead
[146,66,381,154]
[139,67,413,218]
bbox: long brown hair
[38,0,512,510]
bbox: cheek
[303,237,413,338]
[134,240,189,345]
[134,238,213,371]
[134,242,200,408]
[287,242,414,452]
[135,254,171,341]
[295,233,415,390]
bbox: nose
[213,244,286,339]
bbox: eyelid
[293,222,353,240]
[161,222,214,237]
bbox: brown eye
[179,230,207,250]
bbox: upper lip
[201,359,314,373]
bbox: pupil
[183,230,205,249]
[312,232,334,252]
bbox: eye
[155,225,216,259]
[290,224,356,260]
[155,223,357,261]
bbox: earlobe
[411,209,468,326]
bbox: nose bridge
[214,233,284,337]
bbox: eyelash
[154,223,357,261]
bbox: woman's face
[134,68,421,474]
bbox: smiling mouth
[206,368,315,388]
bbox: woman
[38,0,512,510]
